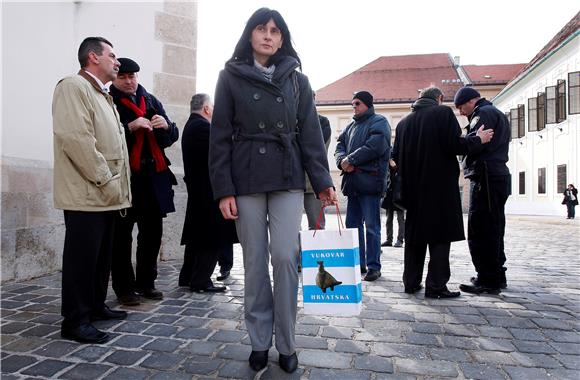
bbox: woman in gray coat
[209,8,337,374]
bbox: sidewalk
[1,215,579,379]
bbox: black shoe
[393,241,403,248]
[61,323,110,344]
[459,283,501,295]
[425,289,461,299]
[138,288,163,300]
[404,284,423,294]
[363,269,381,282]
[249,350,268,371]
[381,241,392,247]
[117,293,141,306]
[90,305,128,321]
[279,352,298,373]
[360,266,368,275]
[191,285,227,293]
[217,271,230,281]
[470,276,507,290]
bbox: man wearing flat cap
[109,57,179,305]
[335,90,391,282]
[453,86,511,295]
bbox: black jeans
[61,210,116,327]
[179,244,232,289]
[403,241,451,292]
[467,175,510,287]
[111,208,162,296]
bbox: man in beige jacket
[52,36,131,344]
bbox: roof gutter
[493,30,579,103]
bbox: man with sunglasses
[335,91,391,282]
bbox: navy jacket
[335,107,391,196]
[209,57,333,199]
[110,84,178,216]
[463,98,510,179]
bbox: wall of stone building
[1,1,197,282]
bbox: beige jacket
[52,71,131,211]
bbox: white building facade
[493,27,579,216]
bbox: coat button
[276,96,283,103]
[258,122,266,129]
[276,121,284,129]
[259,147,266,154]
[253,93,261,101]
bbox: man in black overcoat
[392,86,493,298]
[109,58,178,305]
[179,93,238,292]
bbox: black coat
[110,84,178,216]
[393,98,482,243]
[209,57,333,200]
[180,113,238,248]
[463,98,510,179]
[335,107,391,196]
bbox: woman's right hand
[219,196,238,220]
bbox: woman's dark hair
[229,8,301,69]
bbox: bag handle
[313,204,344,237]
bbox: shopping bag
[299,206,362,316]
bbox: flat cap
[117,57,140,74]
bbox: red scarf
[120,96,168,173]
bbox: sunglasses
[352,101,361,106]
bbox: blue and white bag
[300,211,362,316]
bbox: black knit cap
[353,91,373,108]
[117,58,140,74]
[454,87,480,106]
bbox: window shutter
[537,92,546,131]
[510,109,518,139]
[557,79,566,123]
[557,164,567,193]
[538,167,546,194]
[518,171,525,195]
[518,104,525,138]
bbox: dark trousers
[61,210,116,328]
[180,244,231,289]
[467,175,510,287]
[385,207,405,243]
[111,209,162,296]
[403,241,451,292]
[218,244,234,273]
[566,202,576,218]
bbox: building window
[557,165,567,193]
[569,71,580,114]
[528,97,537,132]
[537,92,546,130]
[518,104,525,137]
[538,167,546,194]
[510,108,518,139]
[519,171,525,195]
[557,79,566,122]
[546,85,557,124]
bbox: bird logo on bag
[316,261,342,293]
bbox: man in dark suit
[393,86,492,298]
[179,93,238,292]
[109,58,178,305]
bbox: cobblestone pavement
[1,215,579,379]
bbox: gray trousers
[304,192,325,229]
[235,190,303,355]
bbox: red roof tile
[316,53,463,105]
[462,64,526,85]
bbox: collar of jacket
[411,97,438,111]
[78,70,109,95]
[469,98,492,121]
[353,106,375,122]
[226,56,299,86]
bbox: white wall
[494,35,580,216]
[1,1,164,163]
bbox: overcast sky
[196,0,579,95]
